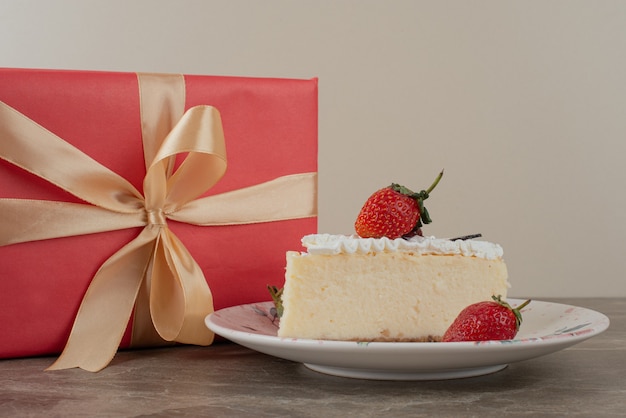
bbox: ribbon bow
[0,73,316,371]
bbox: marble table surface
[1,298,624,417]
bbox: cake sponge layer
[278,251,509,341]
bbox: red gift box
[0,68,317,370]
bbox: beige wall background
[1,0,625,298]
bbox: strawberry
[442,295,532,342]
[354,170,443,239]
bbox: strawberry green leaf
[267,285,284,317]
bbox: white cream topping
[301,234,504,260]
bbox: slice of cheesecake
[277,234,509,342]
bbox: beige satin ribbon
[0,73,317,371]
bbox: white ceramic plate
[205,299,610,380]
